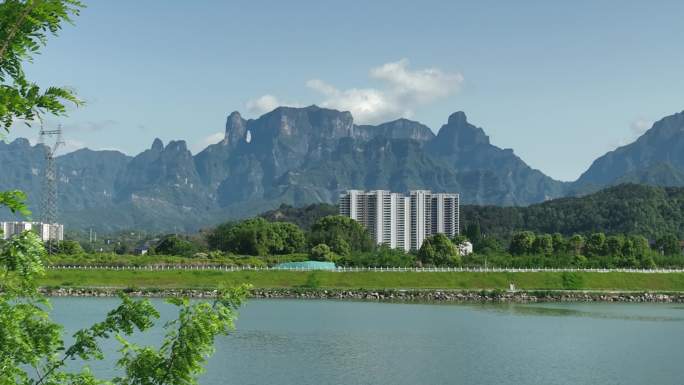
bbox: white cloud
[246,95,282,116]
[247,59,463,125]
[369,58,463,104]
[245,95,304,116]
[306,79,402,124]
[190,131,224,154]
[630,118,653,137]
[609,117,655,150]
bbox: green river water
[50,297,684,385]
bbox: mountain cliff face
[574,111,684,192]
[192,106,566,212]
[0,138,45,211]
[426,112,567,204]
[114,138,206,205]
[7,105,684,232]
[354,118,435,142]
[0,138,130,221]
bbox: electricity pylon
[39,125,64,254]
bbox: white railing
[45,265,684,274]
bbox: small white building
[457,241,473,256]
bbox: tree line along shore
[50,212,684,270]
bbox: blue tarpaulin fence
[274,261,336,270]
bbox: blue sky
[8,0,684,181]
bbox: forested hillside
[462,184,684,240]
[262,184,684,241]
[259,203,338,230]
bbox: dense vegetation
[16,183,684,270]
[259,203,339,230]
[462,183,684,239]
[42,211,684,269]
[255,184,684,240]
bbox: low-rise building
[457,241,474,256]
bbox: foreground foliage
[0,3,248,383]
[0,0,83,133]
[1,221,249,385]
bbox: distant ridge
[3,106,684,232]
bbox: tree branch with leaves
[0,0,84,134]
[0,2,249,385]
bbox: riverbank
[40,269,684,291]
[40,287,684,303]
[40,270,684,301]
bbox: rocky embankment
[40,287,684,303]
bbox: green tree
[464,222,481,246]
[585,233,606,257]
[310,243,334,261]
[567,234,585,256]
[0,0,83,134]
[328,235,351,256]
[604,235,624,257]
[629,235,650,257]
[628,235,655,269]
[271,222,306,253]
[418,233,459,266]
[509,231,535,255]
[0,229,249,385]
[532,233,553,255]
[655,234,681,256]
[207,218,277,256]
[207,218,306,256]
[452,234,468,246]
[154,234,197,256]
[55,239,84,255]
[551,233,566,254]
[372,244,415,267]
[308,215,374,255]
[0,190,29,216]
[206,221,236,251]
[474,236,503,255]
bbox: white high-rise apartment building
[339,189,459,251]
[0,221,64,241]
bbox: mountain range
[2,106,684,232]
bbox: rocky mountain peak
[151,138,164,151]
[354,118,435,142]
[10,137,32,147]
[249,105,354,144]
[575,109,684,189]
[641,110,684,140]
[165,140,189,152]
[447,111,468,125]
[225,111,247,146]
[433,111,490,152]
